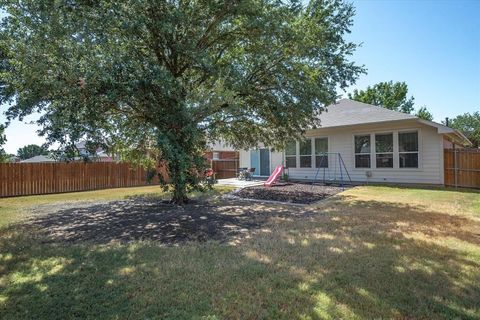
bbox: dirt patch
[234,183,347,204]
[19,197,313,245]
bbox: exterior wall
[204,151,239,160]
[239,149,250,168]
[238,147,283,176]
[239,120,445,184]
[443,139,454,149]
[207,140,236,151]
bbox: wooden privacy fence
[0,162,164,197]
[444,149,480,189]
[211,159,239,179]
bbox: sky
[1,0,480,154]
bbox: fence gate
[444,149,480,188]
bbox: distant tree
[415,106,434,121]
[0,0,364,203]
[0,125,8,162]
[349,81,436,120]
[17,144,49,160]
[349,81,415,114]
[447,112,480,148]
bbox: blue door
[260,149,270,176]
[250,149,270,176]
[250,150,260,175]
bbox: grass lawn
[0,185,479,319]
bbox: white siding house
[239,99,470,185]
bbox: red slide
[264,165,284,187]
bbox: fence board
[0,162,164,197]
[211,159,239,179]
[444,149,480,188]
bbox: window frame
[284,140,297,168]
[314,137,329,168]
[374,132,394,169]
[398,130,420,169]
[351,128,422,171]
[299,138,313,168]
[354,134,372,168]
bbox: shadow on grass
[0,196,479,319]
[20,197,303,244]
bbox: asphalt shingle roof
[318,98,417,128]
[20,155,56,163]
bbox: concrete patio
[216,178,265,188]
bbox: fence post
[454,147,458,189]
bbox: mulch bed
[234,183,347,204]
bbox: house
[75,141,115,162]
[205,140,238,161]
[239,99,471,185]
[20,155,57,163]
[205,141,239,179]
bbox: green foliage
[0,0,364,203]
[415,106,434,121]
[0,125,9,162]
[447,112,480,147]
[349,81,415,114]
[349,81,436,121]
[16,144,49,160]
[0,124,5,146]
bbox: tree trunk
[171,182,189,205]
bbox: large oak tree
[0,0,363,203]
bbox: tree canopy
[348,81,415,114]
[17,144,49,160]
[0,0,364,203]
[348,81,434,120]
[415,106,433,121]
[447,112,480,148]
[0,125,8,162]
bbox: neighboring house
[239,99,471,185]
[20,155,57,163]
[205,140,239,179]
[75,141,115,162]
[19,142,116,163]
[205,140,238,161]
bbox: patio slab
[216,178,265,188]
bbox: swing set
[312,152,352,188]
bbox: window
[315,137,328,168]
[299,139,312,168]
[375,133,393,168]
[355,135,371,168]
[285,140,296,168]
[212,152,220,160]
[399,131,419,168]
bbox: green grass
[0,185,479,319]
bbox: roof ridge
[334,98,418,119]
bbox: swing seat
[325,180,334,186]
